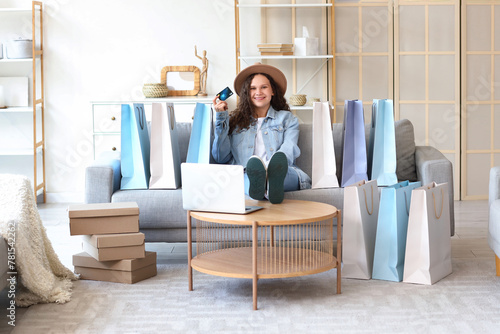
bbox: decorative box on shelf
[258,43,294,56]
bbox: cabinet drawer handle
[111,116,116,121]
[112,147,116,151]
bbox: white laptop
[181,163,263,214]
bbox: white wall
[5,0,237,201]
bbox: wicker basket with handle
[142,83,169,98]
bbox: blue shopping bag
[186,103,212,164]
[120,103,151,189]
[341,100,368,187]
[372,180,421,282]
[369,99,398,186]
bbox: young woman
[212,63,311,204]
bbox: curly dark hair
[229,73,290,134]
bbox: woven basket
[142,83,169,98]
[289,94,307,106]
[306,98,321,106]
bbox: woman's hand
[213,96,228,112]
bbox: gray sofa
[85,119,455,242]
[489,166,500,275]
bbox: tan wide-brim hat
[233,62,287,96]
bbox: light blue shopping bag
[341,100,368,187]
[369,99,398,186]
[186,103,212,164]
[372,180,421,282]
[120,103,151,189]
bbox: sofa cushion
[112,189,187,229]
[177,118,417,183]
[394,119,417,182]
[284,187,345,210]
[295,123,312,179]
[297,120,416,183]
[296,123,344,182]
[177,122,192,163]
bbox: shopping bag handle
[363,185,374,215]
[168,105,175,130]
[432,188,445,219]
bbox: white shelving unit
[0,58,32,62]
[235,0,334,115]
[0,2,46,202]
[0,106,33,112]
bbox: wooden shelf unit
[0,1,46,202]
[235,0,335,105]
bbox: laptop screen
[181,163,249,214]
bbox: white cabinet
[0,1,45,202]
[235,0,334,119]
[90,97,213,159]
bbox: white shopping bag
[149,103,181,189]
[342,179,379,279]
[311,102,339,188]
[403,182,452,285]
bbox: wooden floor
[0,199,494,334]
[451,200,494,260]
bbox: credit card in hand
[217,87,233,101]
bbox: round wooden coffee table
[187,199,341,310]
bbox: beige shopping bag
[403,182,452,285]
[149,103,181,189]
[342,179,379,279]
[312,102,339,188]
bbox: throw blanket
[0,174,77,307]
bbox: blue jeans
[244,166,299,196]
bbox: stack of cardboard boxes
[68,202,157,284]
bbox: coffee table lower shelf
[191,246,337,279]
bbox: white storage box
[294,27,319,56]
[6,39,33,59]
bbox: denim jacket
[212,106,312,190]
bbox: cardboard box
[73,251,156,271]
[82,232,145,248]
[68,202,139,218]
[68,202,140,236]
[69,216,139,236]
[82,241,145,261]
[74,264,157,284]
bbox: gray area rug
[8,258,500,333]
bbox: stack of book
[258,43,294,56]
[68,202,157,284]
